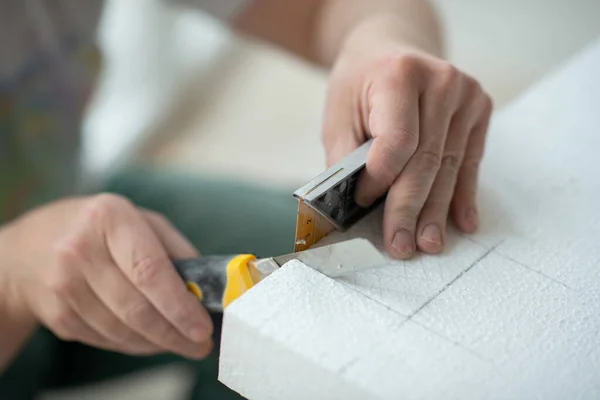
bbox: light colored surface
[141,36,328,188]
[49,0,600,398]
[219,259,388,400]
[80,0,234,183]
[82,0,600,187]
[432,0,600,106]
[220,261,512,400]
[218,38,600,399]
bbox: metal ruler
[293,139,383,252]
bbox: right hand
[0,193,213,359]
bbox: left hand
[322,24,493,260]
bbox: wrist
[341,13,443,62]
[0,224,38,372]
[0,224,35,324]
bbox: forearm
[0,226,37,374]
[234,0,444,67]
[315,0,444,65]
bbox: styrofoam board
[218,36,600,399]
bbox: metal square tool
[293,139,384,251]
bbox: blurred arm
[0,306,36,374]
[232,0,444,67]
[0,226,37,373]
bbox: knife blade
[173,238,385,312]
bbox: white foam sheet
[218,37,600,399]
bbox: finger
[416,79,485,253]
[93,195,213,345]
[39,292,115,350]
[65,275,161,355]
[382,69,462,259]
[142,210,199,259]
[322,76,365,166]
[355,77,420,207]
[83,253,212,359]
[383,148,443,259]
[451,96,493,233]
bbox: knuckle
[462,157,481,172]
[436,63,461,90]
[131,255,166,286]
[45,266,76,297]
[144,209,162,221]
[84,193,131,224]
[441,153,462,172]
[414,150,442,171]
[46,276,73,298]
[380,51,421,79]
[145,210,169,227]
[104,322,131,344]
[462,73,477,86]
[47,306,75,338]
[53,240,81,268]
[463,74,481,94]
[52,234,90,268]
[482,94,494,114]
[123,300,156,329]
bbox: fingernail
[421,224,442,246]
[189,325,210,342]
[392,229,414,257]
[465,208,479,230]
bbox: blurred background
[46,0,600,398]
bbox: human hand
[0,194,212,358]
[322,21,493,259]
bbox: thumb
[142,210,199,260]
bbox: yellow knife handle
[173,254,259,312]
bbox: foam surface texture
[218,38,600,399]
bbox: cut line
[334,244,503,375]
[496,252,574,290]
[411,319,494,365]
[337,280,409,319]
[405,241,503,321]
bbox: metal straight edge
[252,238,387,280]
[293,139,373,203]
[273,238,387,278]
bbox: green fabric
[0,168,298,400]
